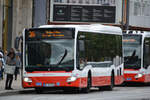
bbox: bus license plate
[43,83,55,87]
[126,78,132,81]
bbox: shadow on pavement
[117,82,150,87]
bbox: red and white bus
[15,24,124,93]
[123,30,150,83]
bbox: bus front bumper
[124,73,145,82]
[22,76,87,88]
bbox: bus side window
[79,40,85,52]
[77,34,86,70]
[144,38,150,69]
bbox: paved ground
[0,74,150,100]
[0,74,22,94]
[0,84,150,100]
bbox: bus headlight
[135,73,143,79]
[24,77,32,83]
[67,76,77,82]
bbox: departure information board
[53,4,116,23]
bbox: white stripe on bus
[24,73,72,77]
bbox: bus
[15,24,124,93]
[123,30,150,83]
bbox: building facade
[0,0,3,48]
[0,0,33,51]
[129,0,150,27]
[0,0,150,51]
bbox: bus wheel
[82,75,91,93]
[101,73,114,91]
[107,73,114,91]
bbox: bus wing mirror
[15,37,20,50]
[79,40,85,51]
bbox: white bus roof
[123,30,150,38]
[39,24,122,35]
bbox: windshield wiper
[57,49,68,65]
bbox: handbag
[4,65,16,75]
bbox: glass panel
[123,35,142,69]
[25,28,74,40]
[25,39,74,71]
[143,38,150,68]
[77,32,122,69]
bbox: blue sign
[126,78,132,81]
[56,82,60,86]
[36,82,42,86]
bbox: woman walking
[5,48,16,90]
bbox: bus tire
[107,73,114,91]
[101,73,114,91]
[82,74,91,93]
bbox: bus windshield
[25,39,74,72]
[123,35,142,69]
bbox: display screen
[53,4,116,23]
[25,28,75,40]
[123,35,142,69]
[123,35,141,45]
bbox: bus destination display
[25,28,74,40]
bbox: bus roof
[123,30,150,38]
[39,24,122,35]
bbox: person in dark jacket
[5,48,16,90]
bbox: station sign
[51,0,116,23]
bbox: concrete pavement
[0,74,23,95]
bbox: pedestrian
[5,48,16,90]
[14,53,21,80]
[0,51,5,80]
[0,52,3,80]
[0,47,4,54]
